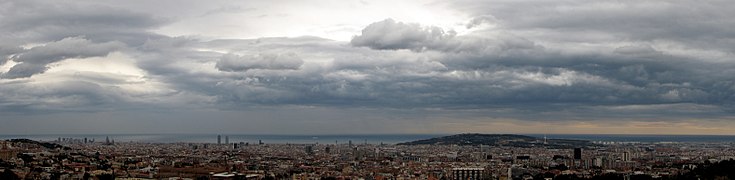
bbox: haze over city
[1,0,735,135]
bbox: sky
[1,0,734,135]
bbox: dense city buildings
[0,134,734,180]
[452,167,485,180]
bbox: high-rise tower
[574,148,582,160]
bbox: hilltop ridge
[397,133,592,148]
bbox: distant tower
[106,136,110,144]
[543,134,548,145]
[305,145,314,155]
[217,135,222,144]
[348,140,353,147]
[225,136,229,144]
[574,148,582,160]
[84,138,88,144]
[622,151,631,161]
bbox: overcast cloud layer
[1,0,734,134]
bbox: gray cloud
[2,37,123,79]
[0,45,23,65]
[350,19,457,51]
[466,15,498,29]
[451,1,735,51]
[351,19,545,55]
[0,1,167,45]
[614,45,661,56]
[119,30,734,121]
[1,0,735,134]
[216,53,304,72]
[0,79,124,112]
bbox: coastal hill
[397,133,592,148]
[9,139,70,150]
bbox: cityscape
[2,0,735,179]
[1,134,734,179]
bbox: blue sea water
[1,134,734,144]
[0,134,444,144]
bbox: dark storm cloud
[436,46,734,107]
[342,10,733,120]
[123,30,733,122]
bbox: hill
[397,133,592,148]
[8,139,70,150]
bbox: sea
[0,134,734,144]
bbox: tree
[629,174,653,180]
[589,173,622,180]
[0,169,20,180]
[97,174,114,180]
[555,174,580,180]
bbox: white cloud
[351,19,457,51]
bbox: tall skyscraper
[623,151,631,161]
[305,145,314,155]
[217,135,221,144]
[574,148,582,160]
